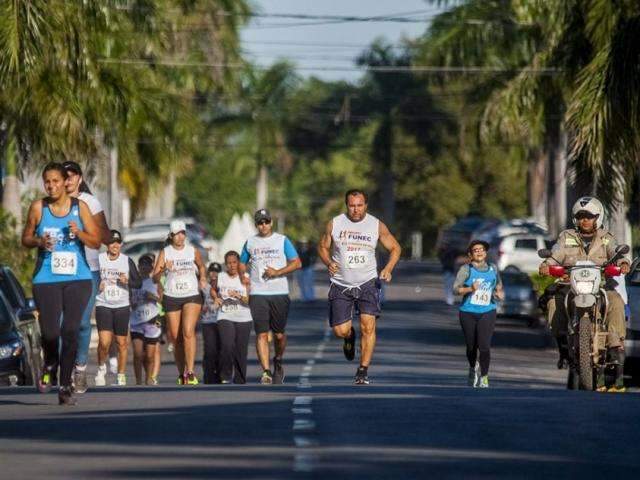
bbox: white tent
[215,212,256,262]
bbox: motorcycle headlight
[575,281,595,295]
[0,340,22,360]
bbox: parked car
[0,266,42,386]
[122,236,210,264]
[436,217,497,256]
[488,234,553,273]
[624,259,640,384]
[496,270,540,324]
[125,217,209,244]
[475,218,548,244]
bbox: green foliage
[530,273,556,297]
[0,210,35,293]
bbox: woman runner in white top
[94,230,142,387]
[152,220,207,385]
[130,253,162,385]
[62,161,111,393]
[217,251,253,384]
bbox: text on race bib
[170,277,195,293]
[135,307,155,322]
[52,252,77,275]
[221,303,240,313]
[346,252,370,269]
[470,282,492,306]
[105,285,123,302]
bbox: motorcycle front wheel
[578,315,594,390]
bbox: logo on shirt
[338,230,372,242]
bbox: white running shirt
[78,192,104,272]
[217,272,252,323]
[164,244,199,298]
[130,278,160,326]
[95,252,131,308]
[331,213,379,288]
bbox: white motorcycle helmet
[572,196,604,229]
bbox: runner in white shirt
[152,220,207,385]
[62,161,111,393]
[318,189,401,385]
[130,254,162,385]
[94,230,142,386]
[201,262,222,384]
[218,251,253,384]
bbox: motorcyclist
[539,196,630,392]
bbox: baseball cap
[108,229,123,244]
[170,220,187,234]
[62,161,83,175]
[254,209,272,224]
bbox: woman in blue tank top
[453,240,504,389]
[21,162,101,405]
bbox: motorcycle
[538,245,629,390]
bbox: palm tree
[209,62,299,210]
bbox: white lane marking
[292,408,313,415]
[294,436,316,447]
[306,359,315,366]
[302,365,313,372]
[294,396,312,405]
[293,419,316,431]
[293,453,315,472]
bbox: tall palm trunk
[373,116,395,227]
[528,148,547,226]
[2,137,22,227]
[256,156,268,210]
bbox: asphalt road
[1,261,639,479]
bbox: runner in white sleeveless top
[318,189,401,385]
[63,161,111,394]
[152,220,207,385]
[217,251,253,384]
[130,253,162,385]
[201,262,222,384]
[94,230,142,387]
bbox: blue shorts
[328,278,381,327]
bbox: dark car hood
[0,328,19,345]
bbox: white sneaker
[113,373,126,386]
[109,357,118,375]
[94,365,107,387]
[478,375,489,388]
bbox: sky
[241,0,444,83]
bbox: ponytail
[78,180,93,195]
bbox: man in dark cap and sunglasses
[239,209,301,384]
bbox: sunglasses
[256,220,271,226]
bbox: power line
[97,58,561,75]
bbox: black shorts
[249,295,291,334]
[328,278,382,327]
[130,331,160,345]
[95,306,130,336]
[162,294,203,313]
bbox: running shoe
[147,376,159,386]
[114,373,126,386]
[273,357,285,384]
[260,370,273,385]
[608,384,626,393]
[177,375,184,385]
[343,327,356,362]
[94,365,107,387]
[185,372,199,385]
[109,356,118,375]
[73,366,88,394]
[478,375,489,388]
[58,386,77,406]
[38,367,54,394]
[354,366,369,385]
[220,379,231,384]
[468,362,479,388]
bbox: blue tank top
[460,264,498,314]
[33,198,92,284]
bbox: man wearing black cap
[239,209,301,384]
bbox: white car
[489,234,552,273]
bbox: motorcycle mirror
[538,249,552,259]
[616,244,630,255]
